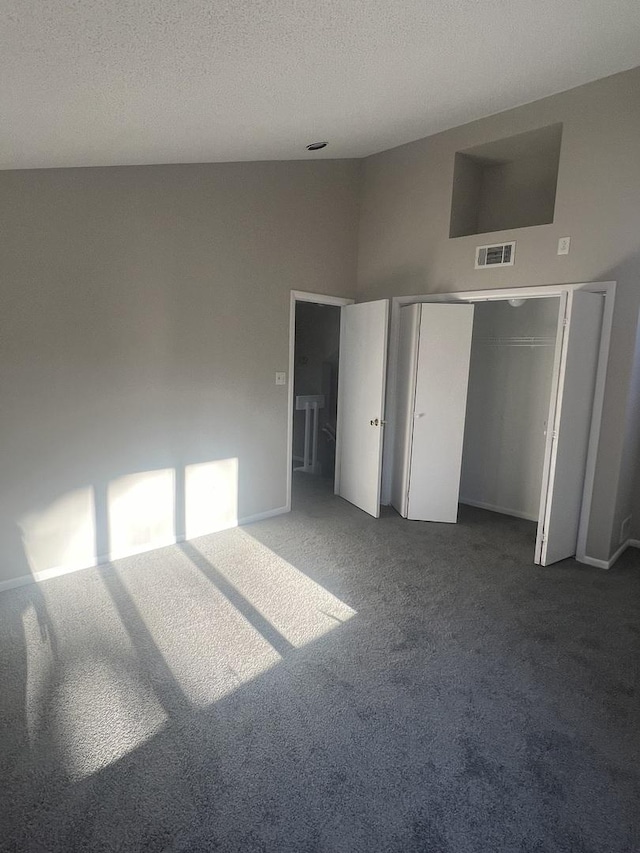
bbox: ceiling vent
[475,241,516,269]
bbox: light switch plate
[275,371,286,385]
[557,236,571,255]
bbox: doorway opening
[293,302,340,499]
[287,292,354,511]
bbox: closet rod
[476,336,555,348]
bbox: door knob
[370,418,386,426]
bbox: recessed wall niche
[449,123,562,238]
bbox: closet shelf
[476,336,556,348]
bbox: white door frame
[287,290,355,512]
[383,281,616,565]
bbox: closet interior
[459,297,559,524]
[391,295,561,541]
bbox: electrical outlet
[275,371,286,385]
[620,515,632,544]
[557,236,571,255]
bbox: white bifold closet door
[336,300,389,518]
[391,303,475,522]
[536,291,604,566]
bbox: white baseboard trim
[608,540,630,567]
[579,554,612,570]
[239,505,289,526]
[581,538,640,570]
[0,574,39,593]
[33,561,97,583]
[0,557,103,592]
[459,499,538,523]
[0,505,291,594]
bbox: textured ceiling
[2,0,640,170]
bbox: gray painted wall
[357,66,640,562]
[449,153,484,238]
[0,160,360,584]
[450,124,562,237]
[476,149,559,235]
[1,66,639,582]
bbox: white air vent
[475,241,516,269]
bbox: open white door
[407,303,475,522]
[536,291,603,565]
[390,303,421,517]
[336,300,389,517]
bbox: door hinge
[562,317,569,327]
